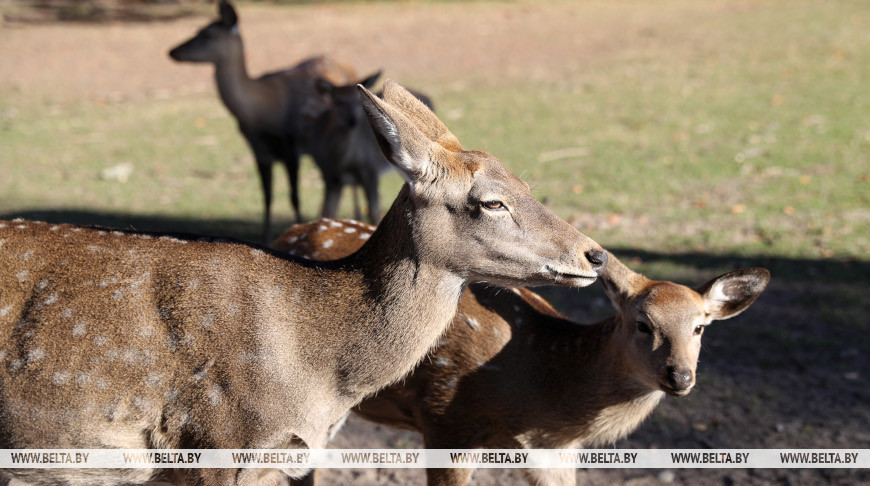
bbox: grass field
[1,1,869,484]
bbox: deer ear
[315,79,334,96]
[219,0,238,28]
[359,71,382,90]
[357,83,436,183]
[697,268,770,321]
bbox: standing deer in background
[168,0,358,243]
[274,218,770,486]
[309,75,436,223]
[0,81,607,485]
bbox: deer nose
[666,367,694,391]
[584,250,607,274]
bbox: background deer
[308,76,435,223]
[0,81,606,485]
[273,218,770,486]
[168,0,358,243]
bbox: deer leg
[358,170,381,224]
[255,160,274,244]
[279,144,303,225]
[321,177,343,219]
[351,185,362,222]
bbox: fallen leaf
[571,184,583,194]
[731,204,746,214]
[783,206,795,215]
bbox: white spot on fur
[208,385,223,406]
[61,308,73,319]
[131,396,146,410]
[464,315,480,331]
[288,249,297,256]
[343,227,357,233]
[513,304,522,312]
[9,359,23,372]
[359,233,371,240]
[250,248,264,258]
[52,371,71,385]
[16,270,29,283]
[322,239,334,249]
[93,335,108,347]
[145,372,162,388]
[286,235,299,244]
[159,236,187,244]
[21,249,32,261]
[72,322,87,337]
[201,311,215,329]
[0,350,6,361]
[515,316,524,326]
[95,377,109,390]
[434,357,452,367]
[317,225,327,232]
[140,325,155,339]
[0,305,11,317]
[42,293,58,306]
[28,348,45,363]
[329,221,342,228]
[75,372,91,386]
[37,280,49,291]
[50,225,60,231]
[97,231,106,236]
[112,289,124,301]
[112,231,123,236]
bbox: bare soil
[1,2,867,485]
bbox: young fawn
[169,0,364,242]
[308,75,435,224]
[273,218,770,486]
[0,81,606,485]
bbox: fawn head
[168,0,241,64]
[358,80,606,287]
[602,258,770,396]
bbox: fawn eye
[693,325,705,336]
[481,200,506,211]
[636,321,652,334]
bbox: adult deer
[168,0,359,243]
[0,80,606,485]
[273,218,770,486]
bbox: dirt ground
[1,2,868,485]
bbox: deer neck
[324,187,466,398]
[211,42,257,123]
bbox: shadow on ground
[3,208,868,484]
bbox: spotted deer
[0,81,607,485]
[273,218,770,486]
[309,75,436,223]
[169,0,358,243]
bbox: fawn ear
[697,268,770,321]
[219,0,238,28]
[359,71,382,90]
[358,81,442,184]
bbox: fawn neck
[517,314,663,448]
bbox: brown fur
[273,218,771,486]
[0,80,605,485]
[168,0,357,243]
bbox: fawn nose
[666,367,694,391]
[584,250,608,274]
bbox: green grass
[1,0,868,264]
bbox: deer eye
[693,325,705,336]
[636,321,652,334]
[481,200,506,211]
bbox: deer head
[602,257,770,396]
[358,80,607,286]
